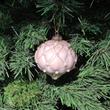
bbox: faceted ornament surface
[34,39,77,80]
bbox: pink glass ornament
[34,35,77,80]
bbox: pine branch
[70,35,93,56]
[79,65,110,79]
[78,18,101,36]
[10,48,34,81]
[2,71,110,110]
[0,36,10,80]
[0,10,12,32]
[3,0,32,8]
[51,76,110,110]
[9,25,48,81]
[3,80,56,110]
[86,37,110,71]
[15,24,48,50]
[36,0,82,28]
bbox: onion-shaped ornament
[34,34,77,80]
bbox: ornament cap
[52,33,62,41]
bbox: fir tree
[0,0,110,110]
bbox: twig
[11,26,19,36]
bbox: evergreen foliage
[10,24,48,81]
[0,36,9,80]
[78,18,101,36]
[3,79,56,110]
[70,36,93,56]
[0,0,110,110]
[3,80,41,108]
[10,48,34,81]
[15,24,48,50]
[0,10,12,32]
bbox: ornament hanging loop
[54,25,59,35]
[53,18,60,35]
[53,19,62,40]
[52,26,62,41]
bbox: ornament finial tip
[55,71,59,74]
[66,69,70,72]
[43,70,46,73]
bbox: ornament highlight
[34,34,77,80]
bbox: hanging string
[53,18,60,35]
[52,18,62,40]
